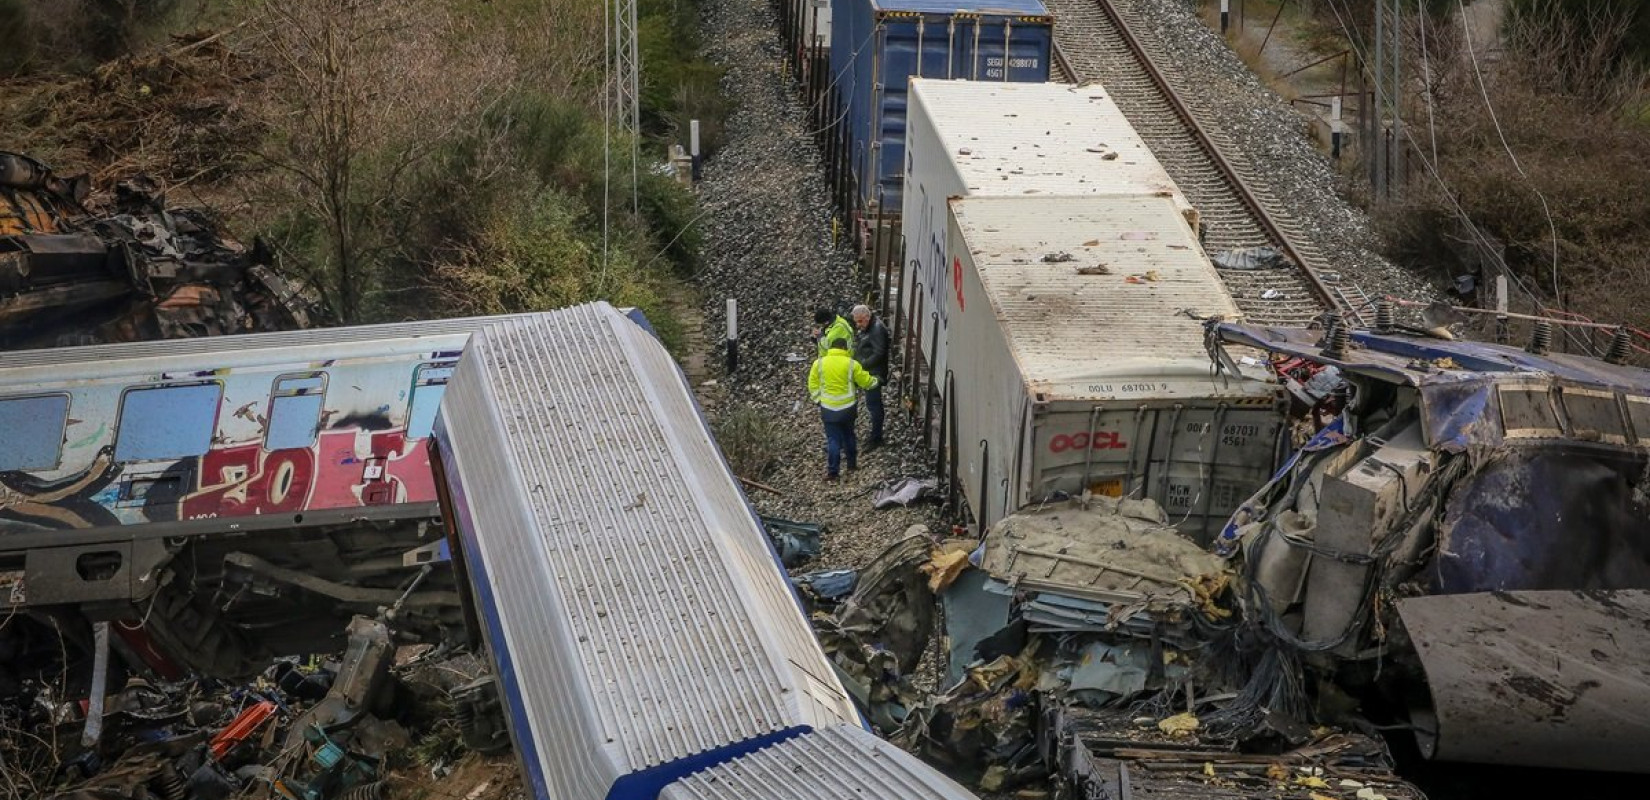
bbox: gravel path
[1050,0,1441,308]
[694,0,948,572]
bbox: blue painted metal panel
[830,0,1052,217]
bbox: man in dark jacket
[851,305,890,448]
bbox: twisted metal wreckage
[1,151,318,347]
[812,312,1650,797]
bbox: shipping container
[899,79,1199,402]
[829,0,1053,221]
[944,196,1281,541]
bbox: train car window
[407,362,457,440]
[265,373,329,451]
[0,394,71,471]
[114,383,222,462]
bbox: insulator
[1605,326,1633,364]
[1374,299,1396,333]
[152,766,188,800]
[1321,314,1350,360]
[1527,319,1553,355]
[341,782,386,800]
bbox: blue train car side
[830,0,1053,216]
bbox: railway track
[1049,0,1365,326]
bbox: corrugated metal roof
[437,304,858,793]
[911,80,1195,226]
[660,725,979,800]
[0,314,528,370]
[951,195,1242,386]
[870,0,1049,16]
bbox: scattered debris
[1040,252,1075,263]
[872,477,940,509]
[1211,246,1287,271]
[1,152,320,347]
[6,613,507,800]
[1075,264,1111,275]
[761,516,823,568]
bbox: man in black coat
[851,304,890,449]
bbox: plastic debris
[1156,712,1200,737]
[1212,246,1287,270]
[872,477,939,509]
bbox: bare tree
[248,0,508,322]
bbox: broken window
[407,363,457,440]
[265,373,328,451]
[1561,388,1628,445]
[1499,385,1562,439]
[0,394,70,471]
[114,383,222,462]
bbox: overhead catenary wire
[1321,0,1594,353]
[1455,0,1562,300]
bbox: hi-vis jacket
[808,347,879,411]
[816,315,856,358]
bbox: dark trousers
[821,405,857,476]
[864,384,884,443]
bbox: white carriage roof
[441,304,857,775]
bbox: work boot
[824,471,839,481]
[864,438,883,452]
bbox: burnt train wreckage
[1,151,318,347]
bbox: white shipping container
[944,195,1279,541]
[899,79,1199,387]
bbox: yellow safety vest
[816,316,856,358]
[808,348,879,411]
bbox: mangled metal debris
[8,610,505,800]
[1,151,319,347]
[1208,318,1650,773]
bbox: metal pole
[1495,275,1510,344]
[1331,95,1344,160]
[690,119,702,182]
[1221,0,1230,34]
[1260,0,1287,55]
[1391,0,1404,195]
[82,621,110,747]
[1374,0,1387,200]
[725,297,739,373]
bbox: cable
[1321,0,1593,353]
[1456,0,1562,300]
[1417,0,1438,167]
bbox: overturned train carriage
[1210,321,1650,773]
[0,316,533,676]
[432,304,978,800]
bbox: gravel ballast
[1049,0,1441,307]
[694,0,948,571]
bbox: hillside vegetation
[0,0,725,346]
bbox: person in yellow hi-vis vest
[813,308,855,359]
[807,336,879,480]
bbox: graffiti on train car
[180,427,434,519]
[0,426,435,530]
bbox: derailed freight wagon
[898,79,1199,400]
[432,304,980,800]
[827,0,1052,269]
[943,195,1279,537]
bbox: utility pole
[1369,0,1404,201]
[613,0,641,213]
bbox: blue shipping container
[830,0,1053,218]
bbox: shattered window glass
[266,373,328,451]
[115,383,222,462]
[407,363,457,440]
[0,394,70,471]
